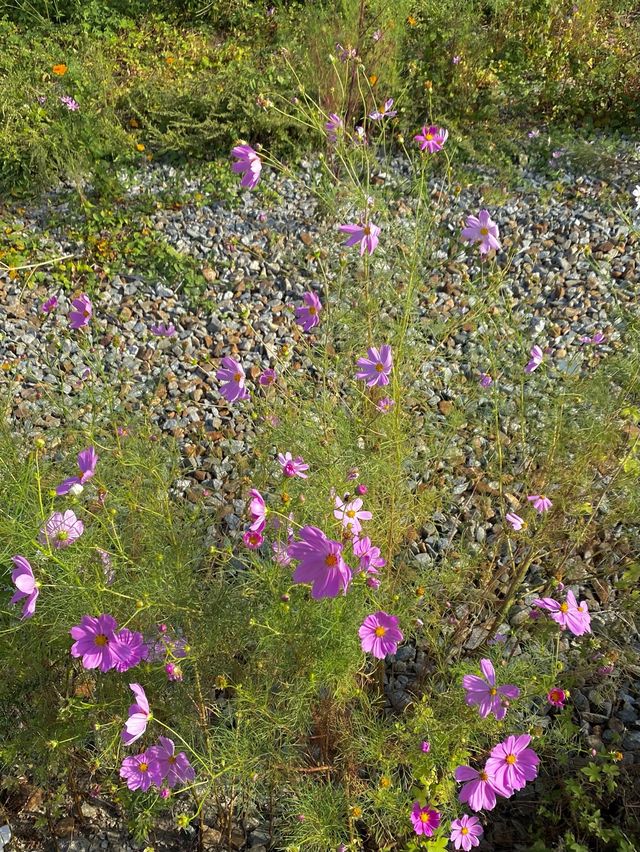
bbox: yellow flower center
[560,603,569,613]
[139,762,148,772]
[480,227,489,236]
[346,509,356,518]
[94,634,108,647]
[425,133,433,140]
[505,754,516,764]
[420,812,430,823]
[57,531,69,541]
[308,306,316,315]
[461,827,469,835]
[375,363,384,372]
[374,626,387,637]
[325,553,338,568]
[233,372,242,382]
[489,687,497,696]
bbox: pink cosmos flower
[339,221,381,255]
[69,294,92,329]
[295,291,322,331]
[150,323,176,337]
[258,368,276,386]
[479,373,493,388]
[243,530,264,549]
[450,815,483,851]
[462,658,520,720]
[527,494,552,513]
[485,734,539,794]
[120,751,162,791]
[165,662,183,681]
[461,210,501,255]
[506,512,525,531]
[272,539,292,566]
[248,488,267,532]
[452,54,461,64]
[288,526,352,599]
[217,356,249,403]
[56,446,98,495]
[369,98,397,120]
[122,683,152,745]
[39,510,84,548]
[41,295,58,314]
[11,556,39,619]
[376,396,395,413]
[148,736,195,788]
[524,345,544,373]
[414,125,448,153]
[325,113,344,143]
[333,496,372,534]
[231,144,262,189]
[533,590,591,636]
[410,804,441,837]
[277,452,309,478]
[359,611,403,658]
[352,536,385,572]
[60,95,80,111]
[112,628,148,672]
[355,483,367,496]
[356,344,393,386]
[547,687,566,708]
[70,614,120,672]
[580,332,605,345]
[454,764,504,811]
[421,740,431,753]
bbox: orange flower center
[168,755,177,764]
[363,225,371,235]
[461,827,469,835]
[425,133,433,140]
[420,812,430,823]
[325,554,338,568]
[505,754,516,764]
[95,634,108,647]
[479,771,488,781]
[139,762,148,772]
[375,363,384,372]
[374,626,387,637]
[560,603,569,613]
[489,687,497,696]
[233,372,242,382]
[308,306,316,315]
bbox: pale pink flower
[333,496,372,534]
[527,494,552,513]
[461,210,501,255]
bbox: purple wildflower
[420,740,431,753]
[506,512,525,531]
[462,658,520,720]
[295,291,322,331]
[376,396,395,413]
[479,372,493,387]
[148,736,195,788]
[288,526,352,599]
[248,488,267,532]
[455,764,503,811]
[217,357,249,403]
[70,614,120,672]
[333,496,372,534]
[527,494,552,513]
[41,295,58,314]
[150,323,176,337]
[11,556,39,619]
[68,294,92,329]
[120,751,162,791]
[533,590,591,636]
[39,510,84,548]
[325,113,344,143]
[450,815,483,851]
[369,98,397,120]
[461,210,501,255]
[339,221,380,255]
[352,536,385,572]
[547,687,566,708]
[112,628,148,672]
[231,144,262,189]
[524,345,544,373]
[277,452,309,478]
[60,95,79,111]
[359,611,403,658]
[410,804,441,837]
[258,368,276,386]
[485,734,540,794]
[56,446,98,495]
[243,530,264,549]
[356,344,393,387]
[414,125,448,153]
[122,683,152,746]
[452,54,462,64]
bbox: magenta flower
[420,740,431,753]
[243,529,264,549]
[333,496,372,534]
[248,488,267,531]
[288,526,352,599]
[41,295,58,314]
[454,765,503,811]
[70,614,120,672]
[60,95,79,111]
[258,368,276,386]
[410,803,441,837]
[325,113,344,143]
[339,221,381,255]
[506,512,525,531]
[533,590,591,636]
[11,556,39,619]
[450,815,483,851]
[414,125,448,153]
[56,446,98,495]
[112,628,148,672]
[369,98,397,120]
[547,687,567,708]
[359,611,403,659]
[295,291,322,331]
[150,323,176,337]
[462,658,520,720]
[479,373,493,388]
[355,483,367,496]
[69,294,92,329]
[39,510,84,548]
[527,494,552,513]
[485,734,539,794]
[580,331,605,345]
[277,452,309,478]
[356,344,393,387]
[148,736,195,788]
[217,356,249,403]
[524,345,544,373]
[461,210,501,255]
[353,536,385,572]
[120,751,162,791]
[231,144,262,189]
[376,396,395,413]
[122,683,152,746]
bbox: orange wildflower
[52,64,67,76]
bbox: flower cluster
[70,614,147,673]
[120,736,195,791]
